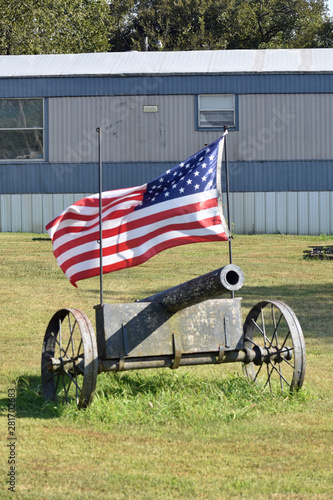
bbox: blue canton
[136,137,221,211]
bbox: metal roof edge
[1,49,333,78]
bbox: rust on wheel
[41,308,98,408]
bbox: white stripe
[56,203,221,266]
[50,197,144,242]
[52,189,219,250]
[65,225,224,280]
[48,188,146,238]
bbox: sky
[328,0,333,15]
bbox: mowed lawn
[0,233,332,499]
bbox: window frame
[196,94,238,131]
[0,97,45,162]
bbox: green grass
[1,233,333,499]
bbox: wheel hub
[252,345,293,366]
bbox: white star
[173,171,178,176]
[194,184,200,190]
[180,162,184,167]
[201,163,207,169]
[194,171,199,177]
[209,155,214,161]
[202,175,207,182]
[186,179,192,185]
[159,177,164,182]
[208,168,214,174]
[179,187,185,193]
[172,183,177,189]
[164,192,170,197]
[166,170,171,174]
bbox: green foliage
[0,0,110,55]
[109,0,333,51]
[0,0,332,54]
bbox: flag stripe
[53,194,219,258]
[59,213,222,274]
[45,184,147,236]
[69,232,224,285]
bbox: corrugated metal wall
[49,95,215,163]
[232,94,333,161]
[1,191,332,235]
[2,81,333,234]
[48,94,333,164]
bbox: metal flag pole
[223,125,233,266]
[96,127,104,306]
[223,125,234,298]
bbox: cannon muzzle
[139,264,244,312]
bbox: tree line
[1,0,332,55]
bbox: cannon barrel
[139,264,244,312]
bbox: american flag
[46,132,230,286]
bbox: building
[0,49,332,234]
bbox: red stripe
[47,194,144,236]
[68,233,227,286]
[46,189,145,231]
[53,197,219,257]
[60,215,223,274]
[51,203,141,243]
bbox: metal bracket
[217,344,226,363]
[171,332,182,369]
[122,323,129,356]
[224,317,230,349]
[118,323,128,371]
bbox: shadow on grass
[0,369,313,424]
[0,375,63,420]
[240,283,333,341]
[77,282,332,340]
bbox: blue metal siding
[0,73,332,98]
[1,160,332,194]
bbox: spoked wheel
[242,300,306,393]
[41,308,98,408]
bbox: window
[0,98,44,160]
[198,94,235,129]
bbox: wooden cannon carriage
[41,263,306,408]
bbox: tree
[108,0,333,51]
[0,0,110,55]
[212,0,331,49]
[1,0,331,54]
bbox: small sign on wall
[143,105,159,113]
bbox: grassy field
[0,232,333,499]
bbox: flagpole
[223,125,234,298]
[97,127,104,306]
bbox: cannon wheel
[41,308,98,408]
[242,300,306,392]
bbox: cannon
[41,263,306,408]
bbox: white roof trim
[0,49,333,78]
